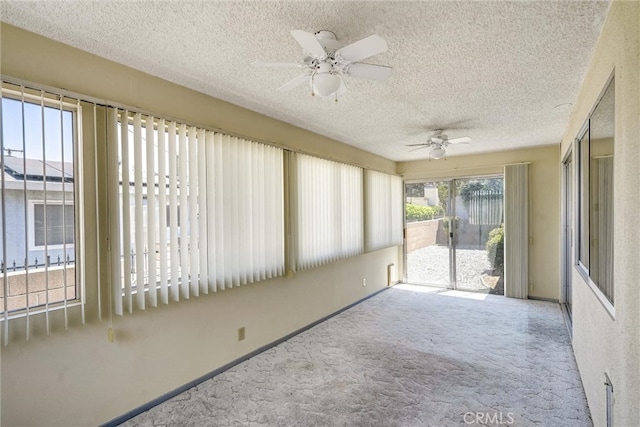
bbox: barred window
[1,83,80,325]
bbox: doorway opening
[404,176,504,295]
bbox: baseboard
[102,286,390,427]
[559,303,573,341]
[528,295,559,303]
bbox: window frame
[1,84,84,320]
[574,74,615,317]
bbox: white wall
[559,2,640,426]
[0,23,401,426]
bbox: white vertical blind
[111,108,284,312]
[204,135,284,289]
[364,170,403,252]
[504,164,529,299]
[293,153,363,270]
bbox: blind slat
[107,108,123,316]
[178,125,189,299]
[167,122,180,302]
[120,110,132,313]
[197,129,208,295]
[188,126,199,297]
[133,113,146,310]
[157,119,169,304]
[146,115,157,307]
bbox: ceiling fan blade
[291,30,327,58]
[253,61,303,68]
[448,137,471,144]
[336,34,388,62]
[409,146,428,152]
[345,63,392,81]
[277,74,310,91]
[405,143,430,147]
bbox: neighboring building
[1,155,75,312]
[2,155,75,272]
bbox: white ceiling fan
[254,30,392,100]
[406,130,471,160]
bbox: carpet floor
[120,284,590,427]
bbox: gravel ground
[407,245,495,291]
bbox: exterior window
[1,87,78,315]
[576,78,614,307]
[33,203,75,247]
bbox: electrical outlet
[362,278,366,287]
[238,327,245,341]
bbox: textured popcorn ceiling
[0,1,610,161]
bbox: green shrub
[486,224,504,273]
[442,216,460,231]
[405,204,444,222]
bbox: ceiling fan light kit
[406,129,472,160]
[311,63,342,97]
[429,146,446,160]
[255,29,391,99]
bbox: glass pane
[405,181,449,286]
[455,178,504,295]
[578,130,590,269]
[588,79,614,303]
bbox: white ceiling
[1,1,610,162]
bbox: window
[32,202,75,247]
[292,153,364,270]
[577,78,614,307]
[1,83,80,321]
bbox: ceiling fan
[254,30,392,100]
[406,130,471,160]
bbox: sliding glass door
[404,176,504,294]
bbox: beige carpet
[120,284,590,427]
